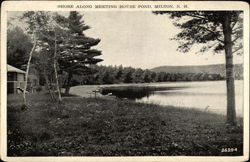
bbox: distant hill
[151,64,243,78]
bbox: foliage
[21,11,68,102]
[153,11,243,54]
[7,26,33,69]
[57,11,103,94]
[71,64,225,86]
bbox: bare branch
[232,45,243,54]
[185,13,206,20]
[232,35,242,43]
[231,21,237,29]
[232,26,243,34]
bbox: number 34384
[221,148,237,152]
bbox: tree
[132,68,144,83]
[32,42,56,100]
[154,11,243,125]
[7,26,32,69]
[114,65,123,83]
[21,11,68,103]
[156,72,165,82]
[50,14,71,102]
[142,70,152,83]
[102,71,113,84]
[20,11,48,104]
[122,67,134,83]
[58,11,102,95]
[150,72,157,82]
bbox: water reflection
[100,81,243,117]
[101,86,186,99]
[101,87,152,99]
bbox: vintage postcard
[1,1,249,162]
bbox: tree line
[66,65,225,86]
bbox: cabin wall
[7,72,17,81]
[7,72,25,94]
[17,73,25,81]
[7,67,40,94]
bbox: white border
[1,1,249,162]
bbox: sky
[8,11,243,69]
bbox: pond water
[101,81,244,117]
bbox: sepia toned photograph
[1,1,249,161]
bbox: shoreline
[70,80,243,117]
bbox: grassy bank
[7,93,243,156]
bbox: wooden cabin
[7,64,26,94]
[7,64,40,94]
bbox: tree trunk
[23,37,37,105]
[64,73,72,95]
[53,37,62,102]
[222,14,237,126]
[43,68,55,101]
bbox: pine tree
[58,11,102,94]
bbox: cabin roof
[7,64,26,74]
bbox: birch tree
[21,12,51,105]
[21,11,68,103]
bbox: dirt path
[70,85,102,98]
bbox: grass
[7,93,243,156]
